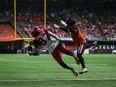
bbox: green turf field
[0,54,116,87]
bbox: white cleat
[93,41,98,46]
[90,41,98,49]
[79,68,88,74]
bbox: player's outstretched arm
[61,20,78,34]
[47,30,62,42]
[27,45,40,56]
[54,24,68,32]
[28,39,42,56]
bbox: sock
[77,54,86,68]
[60,62,71,70]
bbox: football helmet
[31,26,40,37]
[66,16,75,27]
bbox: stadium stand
[0,0,115,53]
[0,23,21,41]
[16,8,115,41]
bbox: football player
[54,17,91,74]
[28,26,80,76]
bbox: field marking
[0,58,108,66]
[0,78,116,82]
[70,64,108,66]
[0,58,54,63]
[87,64,108,66]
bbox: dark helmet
[31,26,40,37]
[66,16,75,27]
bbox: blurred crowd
[15,8,116,41]
[0,6,115,41]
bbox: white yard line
[0,58,53,63]
[0,58,108,66]
[87,64,108,66]
[0,78,116,82]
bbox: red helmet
[31,26,40,37]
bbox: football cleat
[70,68,78,76]
[79,68,88,74]
[90,41,98,49]
[93,41,98,46]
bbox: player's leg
[85,41,98,49]
[51,46,78,76]
[58,43,80,65]
[60,62,78,76]
[77,44,88,74]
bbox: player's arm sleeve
[66,26,78,34]
[59,27,69,32]
[28,40,41,56]
[47,31,61,41]
[28,48,40,56]
[30,39,42,48]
